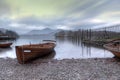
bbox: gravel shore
[0,58,120,80]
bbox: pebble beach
[0,58,120,80]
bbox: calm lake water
[0,35,114,59]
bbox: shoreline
[0,58,120,80]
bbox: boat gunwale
[104,43,120,52]
[17,43,55,47]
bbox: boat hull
[0,43,12,48]
[16,43,56,64]
[104,43,120,58]
[110,51,120,58]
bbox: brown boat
[15,41,56,64]
[0,42,12,48]
[104,39,120,58]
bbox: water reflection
[56,36,82,46]
[55,36,114,59]
[0,47,15,58]
[0,35,114,59]
[41,51,56,59]
[0,47,12,53]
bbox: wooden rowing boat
[104,39,120,58]
[15,42,56,64]
[0,42,12,48]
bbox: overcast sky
[0,0,120,34]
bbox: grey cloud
[0,15,107,34]
[63,0,120,19]
[1,0,120,34]
[16,16,68,27]
[0,18,11,27]
[17,16,46,26]
[0,0,10,16]
[16,15,106,28]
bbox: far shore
[0,58,120,80]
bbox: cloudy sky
[0,0,120,34]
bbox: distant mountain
[24,28,61,36]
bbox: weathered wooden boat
[15,41,56,64]
[0,42,12,48]
[104,39,120,58]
